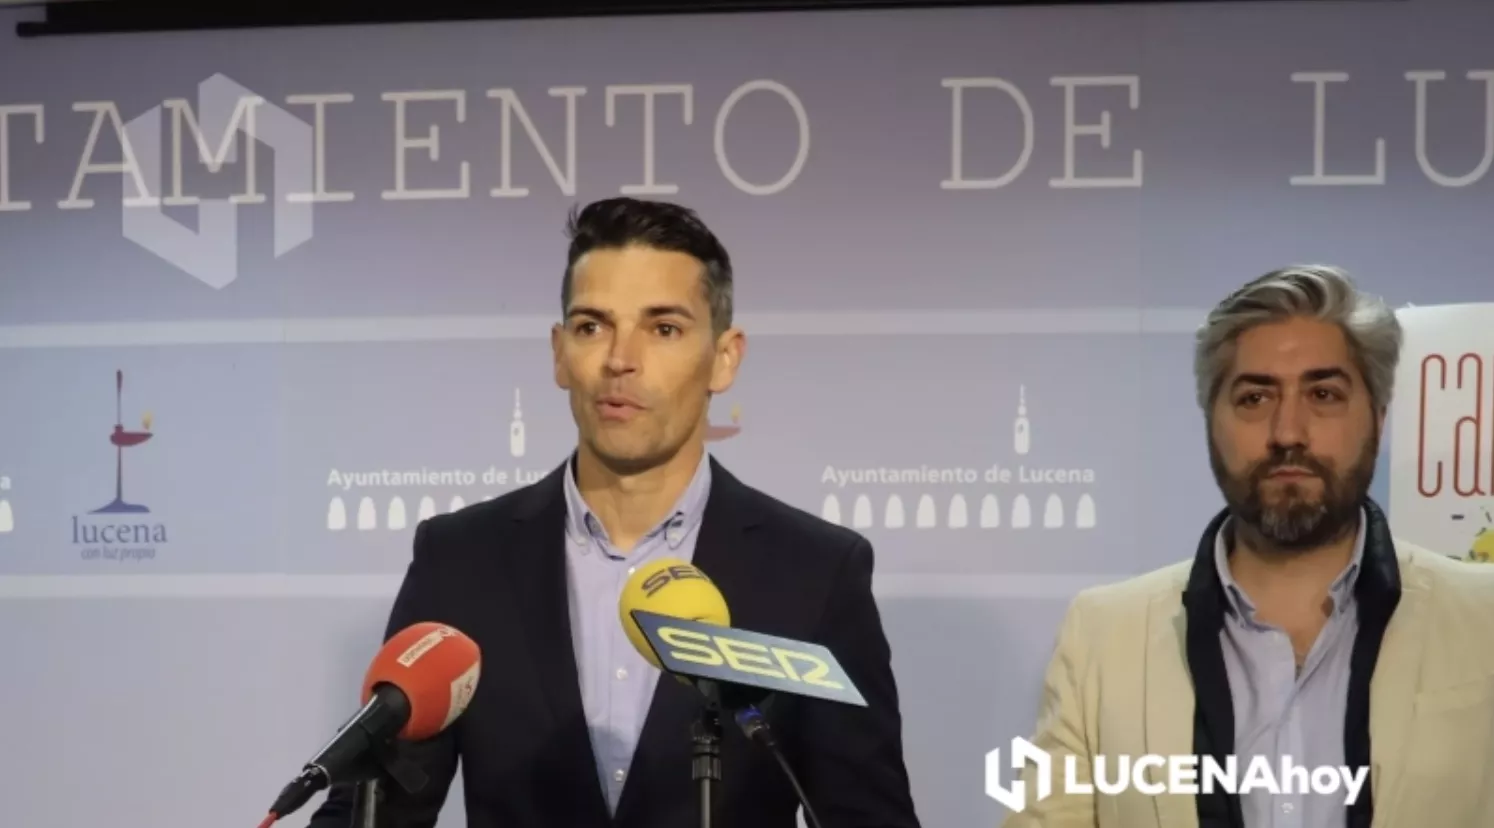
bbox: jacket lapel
[1365,546,1429,826]
[502,461,612,826]
[1145,591,1199,828]
[613,458,764,826]
[1180,507,1242,828]
[1342,499,1402,828]
[1177,499,1405,828]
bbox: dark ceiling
[15,0,1392,37]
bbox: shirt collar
[562,450,713,554]
[1213,507,1366,625]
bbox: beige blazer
[1000,542,1494,827]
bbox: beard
[1208,431,1378,553]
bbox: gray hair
[1193,265,1403,413]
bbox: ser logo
[656,626,846,690]
[629,612,868,706]
[641,563,711,597]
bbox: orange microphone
[360,622,481,740]
[259,622,481,826]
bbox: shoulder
[728,473,871,567]
[745,483,867,549]
[407,469,560,563]
[1032,562,1191,678]
[710,466,879,612]
[1396,539,1494,613]
[1068,559,1192,619]
[414,488,522,542]
[1391,539,1494,679]
[1042,560,1190,652]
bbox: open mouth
[597,396,643,421]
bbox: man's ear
[551,323,569,390]
[709,328,746,394]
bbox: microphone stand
[692,682,725,828]
[345,737,428,828]
[349,777,380,828]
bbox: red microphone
[259,622,481,826]
[362,622,481,740]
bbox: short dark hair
[562,197,734,335]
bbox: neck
[1227,518,1359,610]
[574,439,705,553]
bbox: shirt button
[616,667,628,680]
[613,769,626,783]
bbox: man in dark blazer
[308,197,921,828]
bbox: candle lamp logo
[94,370,154,514]
[706,403,743,442]
[73,370,167,562]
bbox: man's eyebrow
[565,305,609,322]
[1302,367,1352,385]
[1229,366,1354,390]
[564,304,698,321]
[642,304,695,320]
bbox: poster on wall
[1389,304,1494,563]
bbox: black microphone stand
[692,682,725,828]
[345,737,428,828]
[349,777,381,828]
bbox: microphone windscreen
[619,557,730,668]
[361,622,481,740]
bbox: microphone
[619,558,867,711]
[259,622,481,826]
[619,558,831,828]
[619,556,733,694]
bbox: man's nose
[603,328,641,374]
[1269,393,1308,449]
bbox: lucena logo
[72,370,168,562]
[984,737,1369,813]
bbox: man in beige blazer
[1001,266,1494,828]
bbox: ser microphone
[618,557,750,704]
[618,557,866,711]
[259,622,481,827]
[618,558,825,828]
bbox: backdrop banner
[1390,304,1494,563]
[2,2,1493,826]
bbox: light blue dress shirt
[1215,509,1366,828]
[561,451,713,814]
